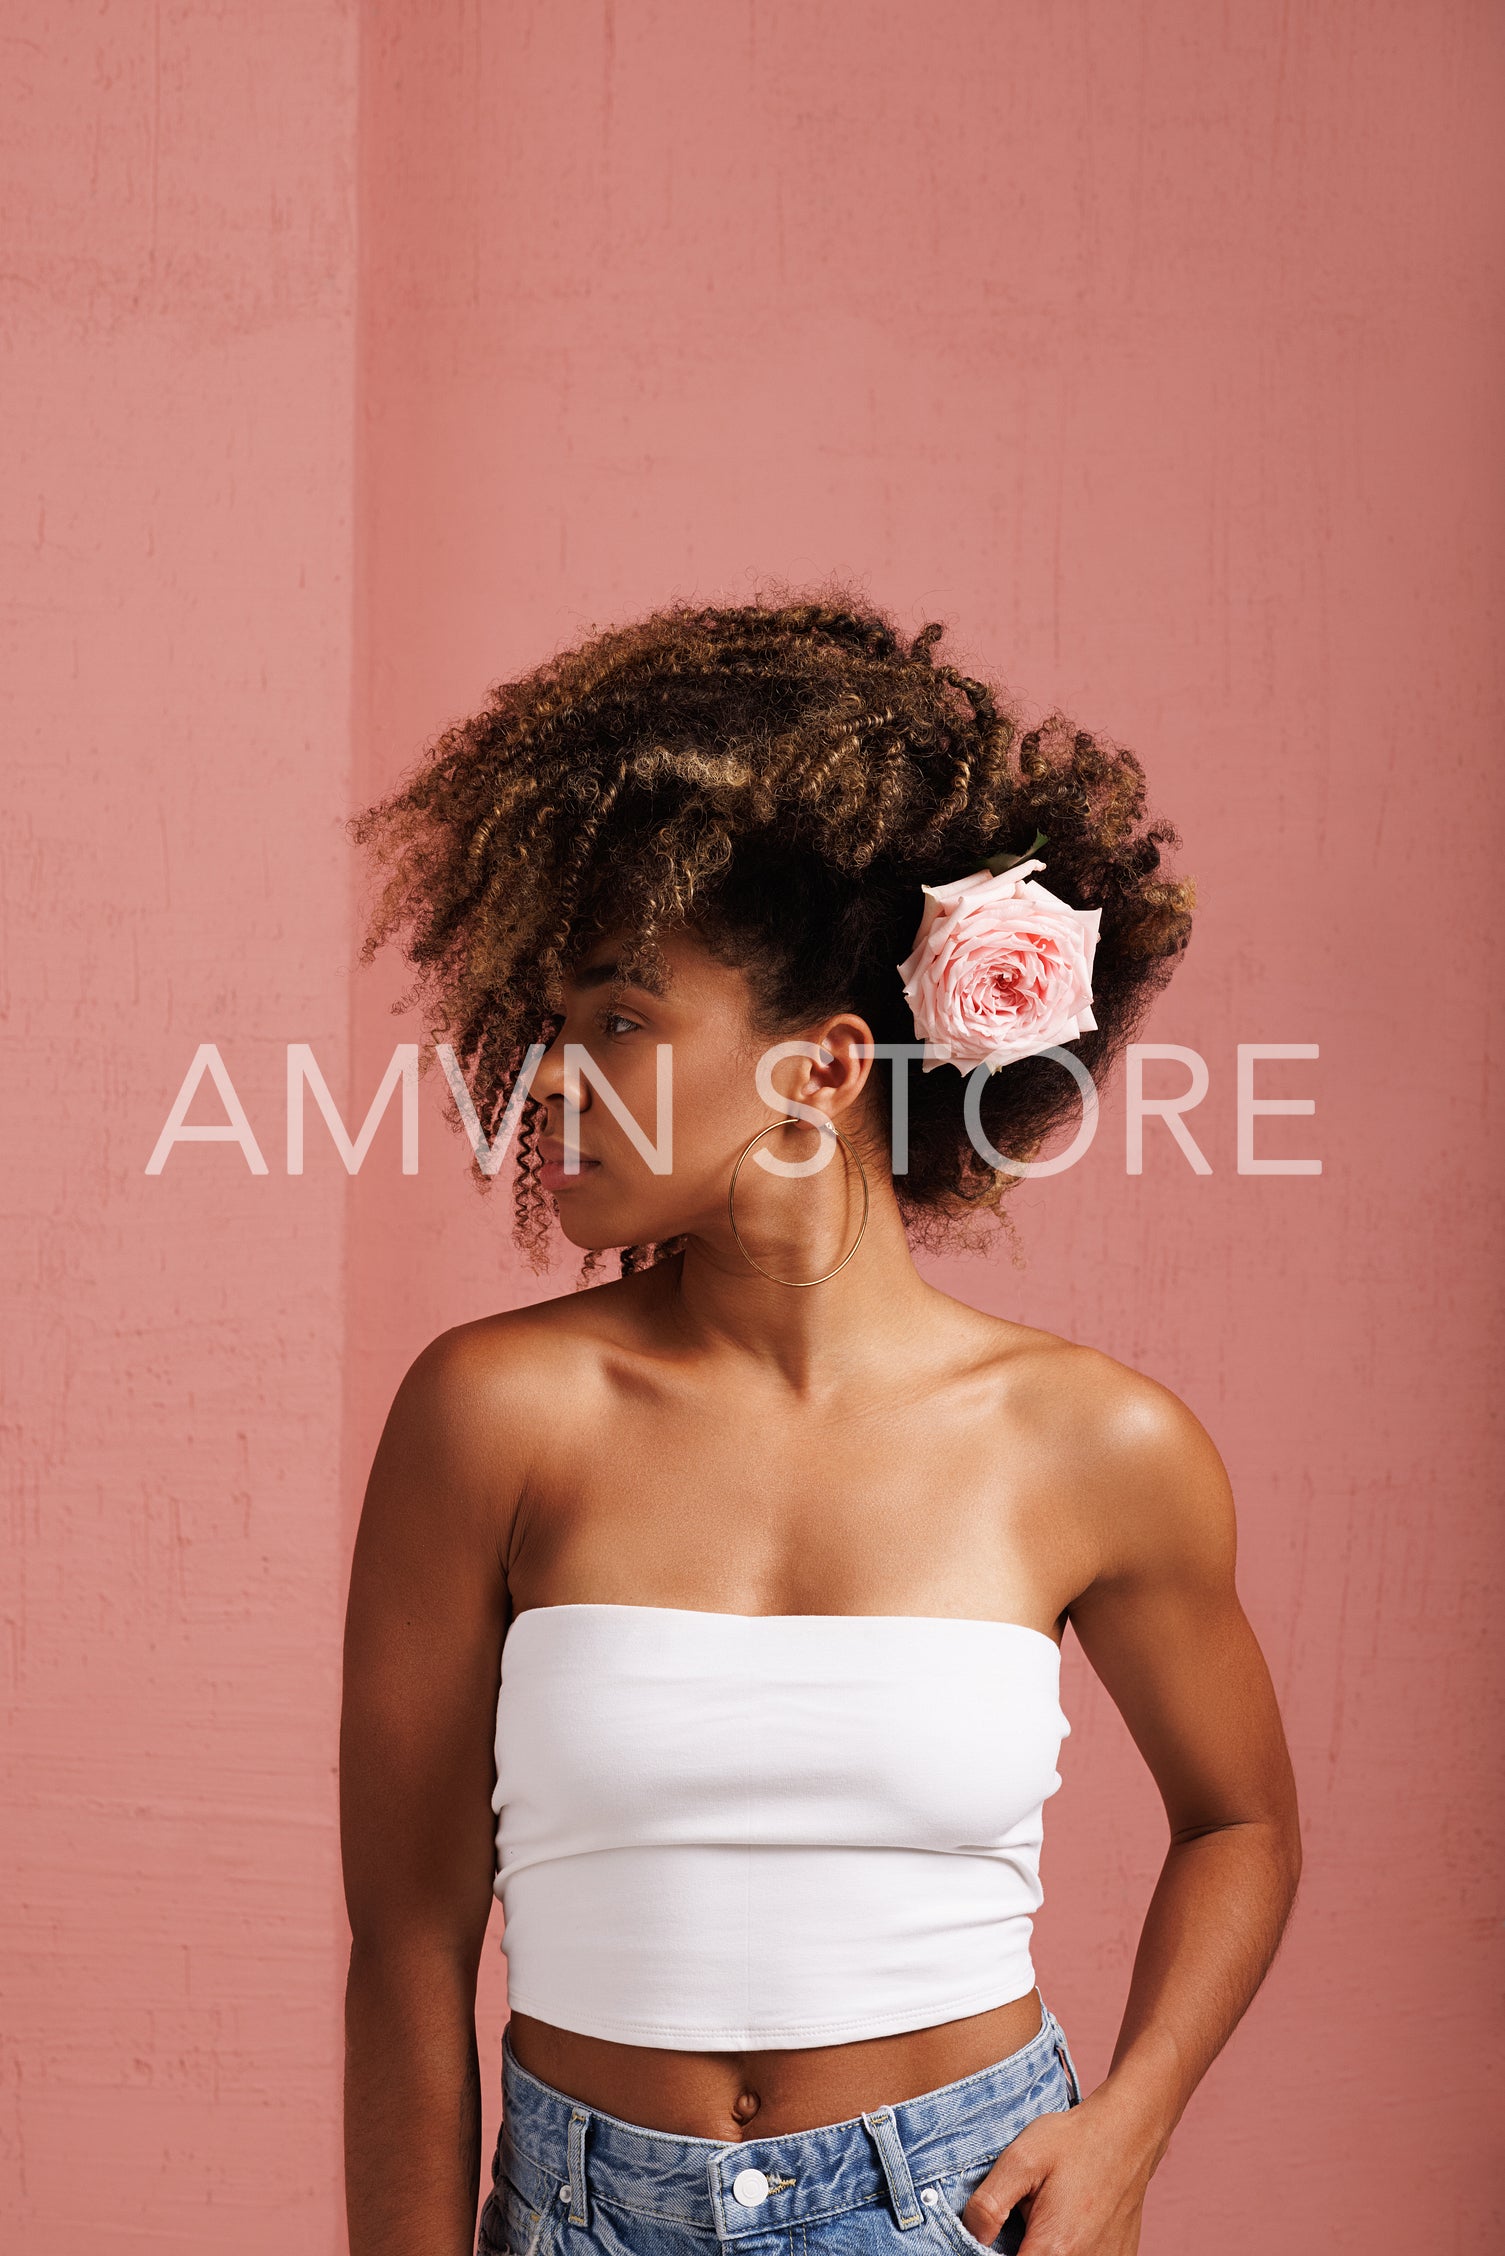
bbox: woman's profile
[339,595,1301,2256]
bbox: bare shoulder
[969,1310,1237,1592]
[374,1268,668,1510]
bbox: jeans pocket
[477,2188,510,2256]
[479,2169,560,2256]
[922,2172,1027,2256]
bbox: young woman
[339,597,1301,2256]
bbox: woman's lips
[539,1156,601,1192]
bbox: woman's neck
[659,1187,942,1395]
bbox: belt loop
[1043,2006,1084,2108]
[703,2147,731,2237]
[861,2106,924,2230]
[566,2108,592,2229]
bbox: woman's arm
[965,1369,1303,2256]
[340,1328,515,2256]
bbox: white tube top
[490,1603,1070,2050]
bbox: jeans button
[733,2169,771,2207]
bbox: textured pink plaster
[2,2,359,2249]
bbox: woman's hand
[960,2083,1168,2256]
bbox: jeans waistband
[500,1995,1076,2244]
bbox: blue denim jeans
[480,2000,1085,2256]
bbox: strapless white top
[490,1603,1070,2050]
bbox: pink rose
[896,857,1102,1072]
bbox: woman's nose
[531,1024,587,1111]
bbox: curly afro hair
[350,590,1195,1269]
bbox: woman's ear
[800,1013,877,1119]
[752,1021,880,1140]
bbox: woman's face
[529,925,877,1256]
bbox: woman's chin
[547,1195,678,1255]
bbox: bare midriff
[505,1988,1048,2139]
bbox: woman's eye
[601,1011,641,1038]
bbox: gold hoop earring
[726,1117,871,1288]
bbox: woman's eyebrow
[570,960,666,996]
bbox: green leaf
[981,827,1048,877]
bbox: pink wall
[6,4,1503,2251]
[3,1,360,2247]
